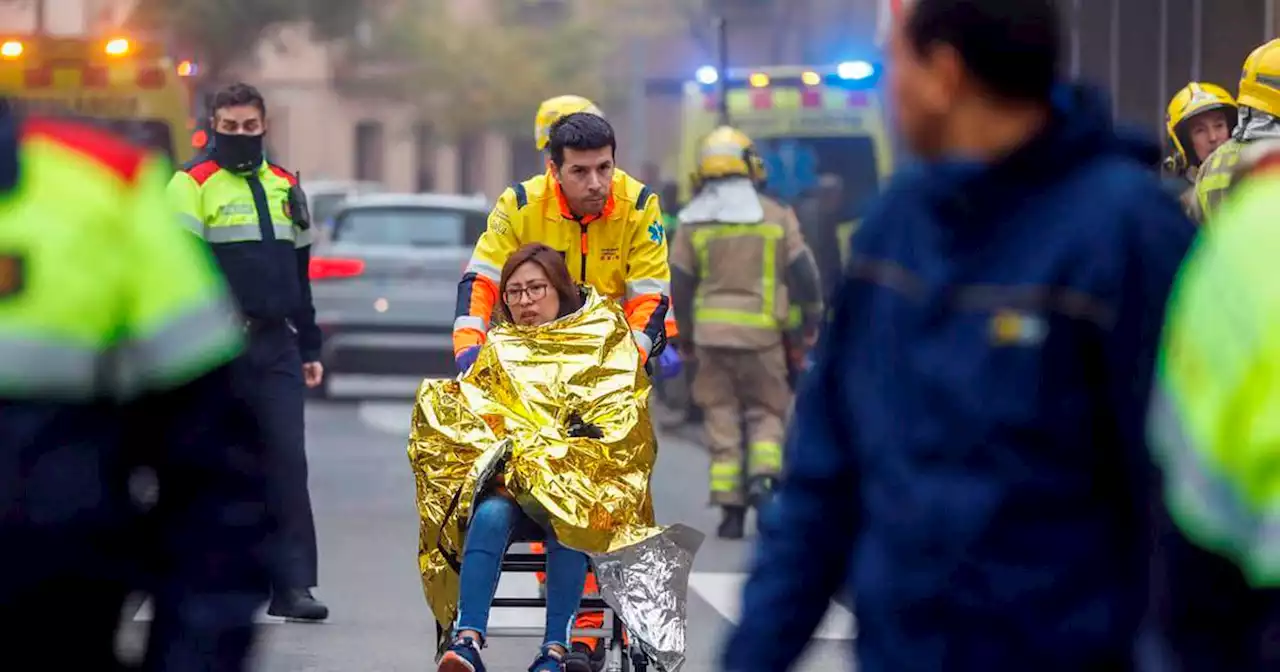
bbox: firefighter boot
[718,505,746,539]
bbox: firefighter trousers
[692,345,791,506]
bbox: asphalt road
[128,378,857,671]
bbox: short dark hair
[210,82,267,118]
[905,0,1059,102]
[498,243,583,322]
[547,112,616,167]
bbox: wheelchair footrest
[492,597,611,609]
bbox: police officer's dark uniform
[0,108,272,667]
[168,104,328,620]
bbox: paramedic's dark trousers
[234,319,319,591]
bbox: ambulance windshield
[754,136,879,220]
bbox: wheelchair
[438,512,650,672]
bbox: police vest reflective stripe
[1196,140,1244,219]
[689,221,783,328]
[1152,171,1280,586]
[0,124,243,400]
[175,162,310,248]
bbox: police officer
[1162,82,1237,221]
[168,82,328,620]
[670,126,823,539]
[1195,39,1280,220]
[0,106,272,667]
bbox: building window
[457,133,481,195]
[354,120,384,182]
[413,122,436,192]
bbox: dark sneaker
[717,505,746,539]
[267,588,329,621]
[439,636,485,672]
[564,641,595,672]
[529,645,566,672]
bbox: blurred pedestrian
[793,173,849,301]
[168,82,329,621]
[670,125,822,539]
[723,0,1195,669]
[1149,139,1280,670]
[0,104,272,668]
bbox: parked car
[302,180,385,245]
[309,192,489,396]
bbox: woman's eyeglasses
[504,283,549,304]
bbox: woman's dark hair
[905,0,1059,102]
[498,243,583,323]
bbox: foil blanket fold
[407,289,703,671]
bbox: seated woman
[439,243,592,672]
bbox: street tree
[129,0,365,81]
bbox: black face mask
[212,131,264,173]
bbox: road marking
[358,401,416,435]
[688,572,856,640]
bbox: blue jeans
[453,492,589,648]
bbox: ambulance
[676,61,895,262]
[0,35,196,166]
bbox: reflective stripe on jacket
[1195,138,1245,219]
[670,193,822,349]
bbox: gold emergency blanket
[408,289,702,672]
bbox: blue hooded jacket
[723,86,1196,671]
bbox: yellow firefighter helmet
[1239,39,1280,117]
[1165,82,1237,169]
[534,95,604,151]
[697,125,764,182]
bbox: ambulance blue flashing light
[837,61,875,80]
[695,66,718,85]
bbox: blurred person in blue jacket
[721,0,1196,669]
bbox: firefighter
[167,82,328,621]
[1163,82,1236,221]
[454,97,676,672]
[670,126,823,539]
[1195,39,1280,220]
[0,108,272,668]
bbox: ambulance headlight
[695,66,718,85]
[1,40,23,59]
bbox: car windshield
[331,207,473,247]
[311,194,351,227]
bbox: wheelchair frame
[491,546,649,672]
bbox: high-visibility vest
[1151,168,1280,586]
[1194,138,1245,220]
[0,118,242,400]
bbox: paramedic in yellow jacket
[1195,39,1280,220]
[670,126,823,540]
[453,103,674,373]
[1163,82,1236,221]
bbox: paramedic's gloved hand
[455,346,480,373]
[655,347,682,380]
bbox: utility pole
[715,15,729,125]
[34,0,45,34]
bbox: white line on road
[688,572,856,640]
[358,401,416,435]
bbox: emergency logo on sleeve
[282,197,292,220]
[648,221,664,243]
[0,252,25,298]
